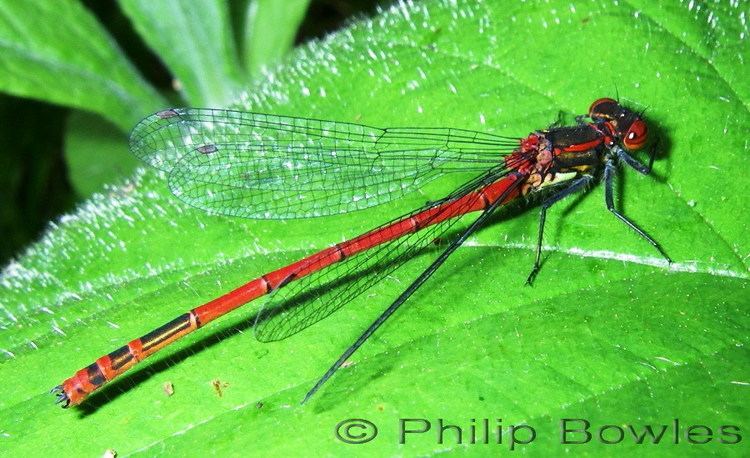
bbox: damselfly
[53,98,670,407]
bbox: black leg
[613,137,659,175]
[526,175,594,285]
[301,179,522,404]
[603,161,671,262]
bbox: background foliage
[0,0,377,263]
[0,0,748,456]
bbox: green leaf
[119,0,245,106]
[64,111,139,198]
[0,0,164,130]
[242,0,311,76]
[1,1,748,456]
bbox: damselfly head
[589,97,648,151]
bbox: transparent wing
[129,108,519,218]
[253,169,516,342]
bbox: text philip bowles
[395,418,741,449]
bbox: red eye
[623,119,648,150]
[589,97,618,118]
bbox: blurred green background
[0,0,381,265]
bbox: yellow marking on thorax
[539,171,577,189]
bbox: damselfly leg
[603,160,671,262]
[303,176,524,403]
[526,175,595,285]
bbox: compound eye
[589,97,618,119]
[623,119,648,150]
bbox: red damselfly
[53,98,670,407]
